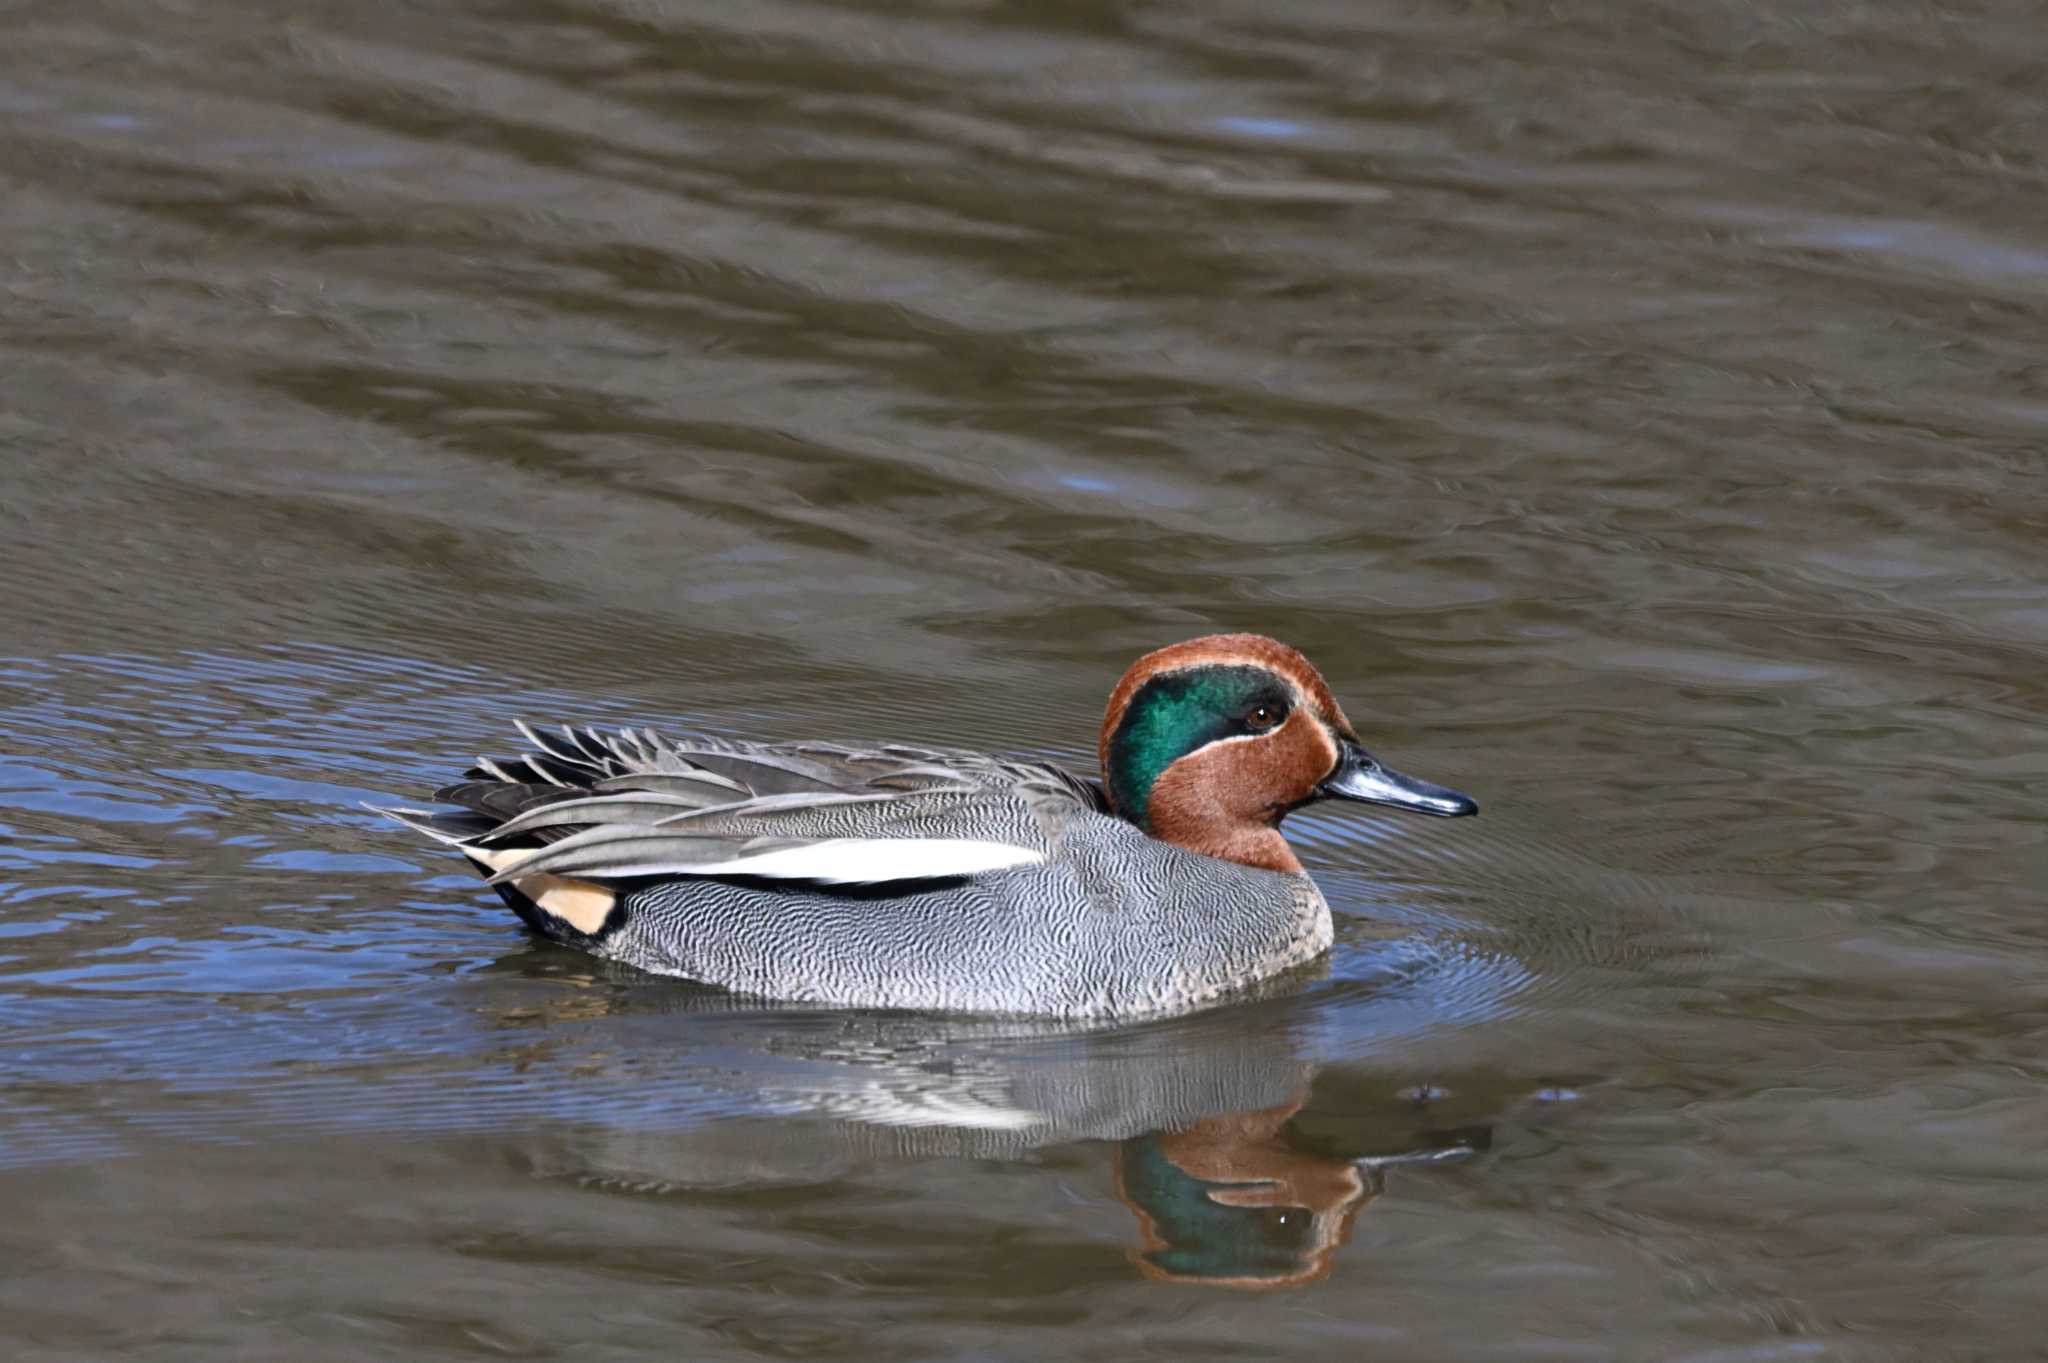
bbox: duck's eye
[1247,703,1282,731]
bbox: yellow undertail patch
[465,847,616,936]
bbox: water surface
[3,0,2045,1357]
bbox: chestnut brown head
[1098,634,1475,874]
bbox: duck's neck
[1142,815,1304,876]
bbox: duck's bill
[1319,743,1478,818]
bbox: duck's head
[1098,633,1476,874]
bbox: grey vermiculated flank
[388,724,1334,1019]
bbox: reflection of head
[1113,1102,1380,1290]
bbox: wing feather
[381,722,1095,890]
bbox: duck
[378,633,1477,1018]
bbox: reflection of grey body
[523,993,1319,1189]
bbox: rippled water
[4,0,2046,1357]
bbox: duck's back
[381,724,1330,1018]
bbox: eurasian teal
[380,633,1477,1018]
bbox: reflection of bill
[1115,1097,1480,1289]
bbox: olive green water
[3,1,2045,1357]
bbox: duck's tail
[369,798,625,946]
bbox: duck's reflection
[476,952,1512,1290]
[1117,1095,1480,1289]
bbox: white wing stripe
[659,838,1042,883]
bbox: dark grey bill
[1318,740,1478,818]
